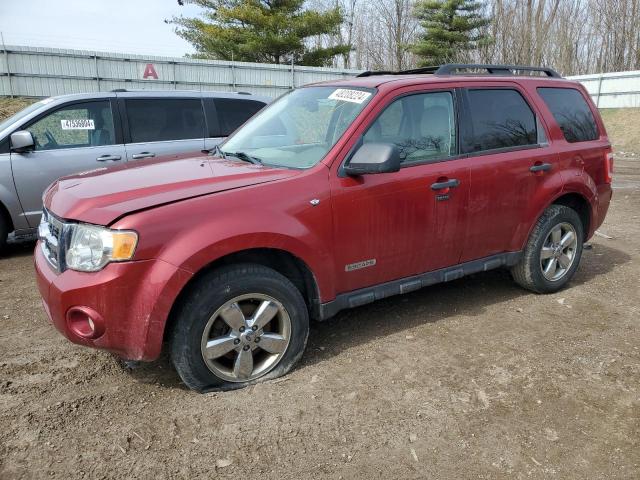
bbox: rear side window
[465,89,537,153]
[125,99,205,143]
[537,87,598,142]
[214,99,265,137]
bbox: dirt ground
[1,107,640,479]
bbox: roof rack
[356,63,562,78]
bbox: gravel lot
[1,111,639,479]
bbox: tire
[170,263,309,392]
[511,205,584,294]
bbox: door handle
[529,162,552,173]
[96,154,122,162]
[431,179,460,191]
[131,152,155,159]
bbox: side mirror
[343,142,401,176]
[10,131,35,153]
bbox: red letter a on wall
[142,63,159,79]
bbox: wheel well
[164,248,321,342]
[0,201,14,234]
[553,193,590,236]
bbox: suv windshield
[220,86,375,169]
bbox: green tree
[410,0,490,66]
[171,0,350,66]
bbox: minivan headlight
[66,224,138,272]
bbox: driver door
[330,89,470,294]
[10,99,125,227]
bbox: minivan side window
[26,101,115,151]
[214,99,265,137]
[537,87,599,142]
[125,99,205,143]
[363,91,457,164]
[465,89,538,153]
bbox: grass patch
[0,97,37,122]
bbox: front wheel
[170,263,309,392]
[511,205,584,294]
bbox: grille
[39,209,66,272]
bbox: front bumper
[35,244,192,361]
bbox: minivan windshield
[220,86,375,169]
[0,99,50,134]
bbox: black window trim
[339,88,465,176]
[14,98,123,149]
[536,86,600,143]
[119,96,206,145]
[459,86,549,158]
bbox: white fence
[0,45,360,99]
[1,45,640,107]
[567,71,640,108]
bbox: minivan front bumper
[34,244,192,361]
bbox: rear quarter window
[214,99,266,137]
[537,87,599,142]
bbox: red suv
[35,64,613,392]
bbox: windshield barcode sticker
[61,119,95,130]
[328,89,371,104]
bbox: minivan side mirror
[10,131,35,153]
[343,142,401,176]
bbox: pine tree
[171,0,350,67]
[411,0,490,67]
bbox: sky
[0,0,204,57]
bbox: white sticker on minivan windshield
[61,119,95,130]
[328,89,371,104]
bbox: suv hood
[44,154,299,225]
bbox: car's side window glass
[214,99,266,137]
[363,91,456,165]
[27,101,114,151]
[465,89,537,152]
[125,98,205,143]
[537,87,599,142]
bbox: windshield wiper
[212,144,226,158]
[226,151,263,165]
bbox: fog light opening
[66,306,105,339]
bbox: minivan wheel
[170,263,309,392]
[511,205,584,294]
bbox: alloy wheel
[200,293,291,383]
[540,222,579,281]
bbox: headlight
[66,224,138,272]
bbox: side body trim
[317,251,523,320]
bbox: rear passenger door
[458,86,561,262]
[120,97,206,161]
[203,97,266,151]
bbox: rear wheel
[170,263,309,392]
[511,205,584,293]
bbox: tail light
[604,151,614,184]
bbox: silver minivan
[0,90,269,249]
